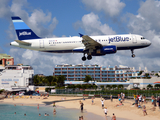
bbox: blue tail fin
[11,16,40,40]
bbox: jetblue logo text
[109,36,129,43]
[19,31,31,36]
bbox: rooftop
[0,54,13,59]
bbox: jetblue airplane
[10,16,151,61]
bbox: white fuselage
[10,34,151,54]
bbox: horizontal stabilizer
[15,40,31,46]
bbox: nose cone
[147,40,151,46]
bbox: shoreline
[0,100,105,120]
[0,96,160,120]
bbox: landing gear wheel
[131,49,135,58]
[87,55,92,60]
[82,56,86,61]
[131,54,135,58]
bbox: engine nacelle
[96,45,117,54]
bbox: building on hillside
[53,64,148,82]
[0,65,34,91]
[0,54,14,67]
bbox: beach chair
[21,96,24,99]
[25,96,29,99]
[15,96,19,99]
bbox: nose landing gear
[131,49,135,58]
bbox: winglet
[79,33,84,37]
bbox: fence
[52,89,160,99]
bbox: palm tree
[111,85,117,90]
[45,76,57,86]
[100,85,104,90]
[84,75,92,83]
[154,84,160,89]
[106,85,111,90]
[118,85,124,89]
[147,84,153,89]
[33,75,43,86]
[56,75,65,88]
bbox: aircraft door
[39,40,44,48]
[132,35,137,43]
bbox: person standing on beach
[100,99,105,109]
[104,107,108,117]
[37,104,39,109]
[53,109,56,115]
[142,105,147,116]
[158,96,160,109]
[111,113,116,120]
[142,95,147,104]
[53,102,56,107]
[80,102,84,113]
[157,96,159,108]
[92,97,94,105]
[133,94,136,100]
[110,95,113,102]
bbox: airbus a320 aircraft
[10,16,151,61]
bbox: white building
[0,65,34,91]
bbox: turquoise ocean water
[0,104,106,120]
[0,104,82,120]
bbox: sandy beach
[0,95,160,120]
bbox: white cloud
[8,0,59,38]
[10,0,29,19]
[74,12,116,35]
[0,0,11,18]
[82,0,125,17]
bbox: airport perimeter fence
[52,89,160,99]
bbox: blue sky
[0,0,160,75]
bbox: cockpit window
[141,37,145,39]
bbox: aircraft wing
[15,40,31,46]
[79,33,102,50]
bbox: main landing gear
[131,49,135,58]
[82,53,92,61]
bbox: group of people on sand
[40,93,49,99]
[133,94,148,116]
[100,97,117,120]
[132,94,160,116]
